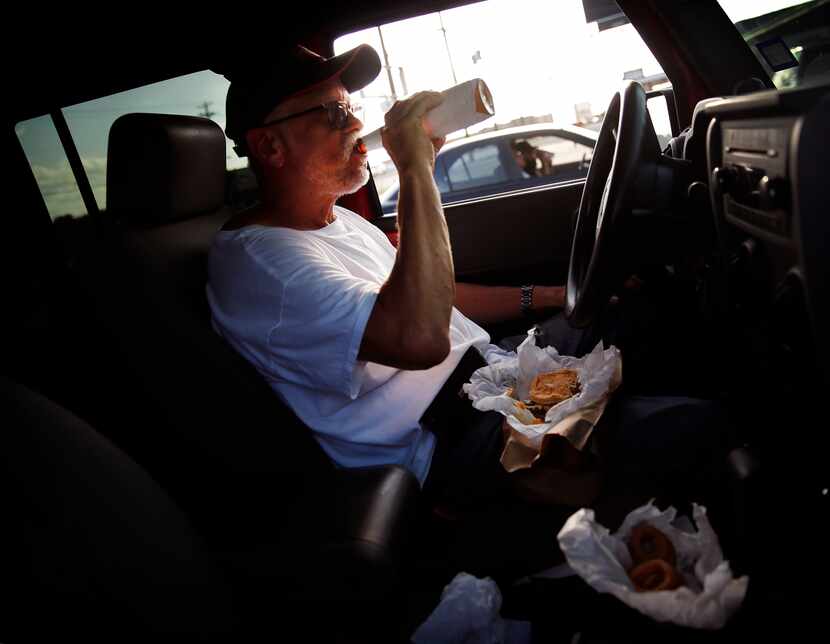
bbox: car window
[15,116,88,220]
[718,0,829,90]
[445,143,505,191]
[434,158,451,193]
[16,70,245,221]
[510,134,593,178]
[335,0,666,212]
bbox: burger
[510,368,581,422]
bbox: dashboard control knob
[758,175,789,210]
[712,166,738,194]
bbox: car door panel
[374,180,583,285]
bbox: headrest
[107,114,226,225]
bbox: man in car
[511,139,555,176]
[209,43,565,509]
[208,43,730,517]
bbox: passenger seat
[0,375,236,639]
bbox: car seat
[60,112,422,634]
[0,374,236,640]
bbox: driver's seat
[101,113,335,538]
[68,112,422,637]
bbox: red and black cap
[223,44,381,157]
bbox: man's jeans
[424,311,732,521]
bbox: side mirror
[646,87,680,152]
[580,151,592,172]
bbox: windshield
[718,0,830,89]
[334,0,670,206]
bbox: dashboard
[681,82,830,393]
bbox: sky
[718,0,812,22]
[15,0,813,218]
[335,0,665,135]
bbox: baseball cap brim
[315,44,381,99]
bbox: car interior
[3,0,829,641]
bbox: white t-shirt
[206,206,491,485]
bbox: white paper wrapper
[411,572,532,644]
[557,502,749,630]
[361,78,495,151]
[463,331,622,453]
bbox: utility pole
[438,11,467,136]
[398,66,409,96]
[197,101,216,119]
[438,11,459,85]
[377,26,398,101]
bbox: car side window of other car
[511,134,593,180]
[444,143,506,192]
[434,157,451,193]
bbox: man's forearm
[379,164,455,344]
[455,282,564,324]
[358,91,454,369]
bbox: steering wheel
[566,81,658,328]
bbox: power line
[197,101,216,118]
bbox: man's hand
[381,92,446,174]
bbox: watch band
[520,284,535,316]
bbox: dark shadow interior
[3,1,829,641]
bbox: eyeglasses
[260,100,362,130]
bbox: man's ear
[246,129,285,169]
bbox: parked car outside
[379,123,598,213]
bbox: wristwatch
[520,284,535,317]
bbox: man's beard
[339,164,371,195]
[302,151,370,197]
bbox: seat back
[0,375,235,638]
[92,113,332,543]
